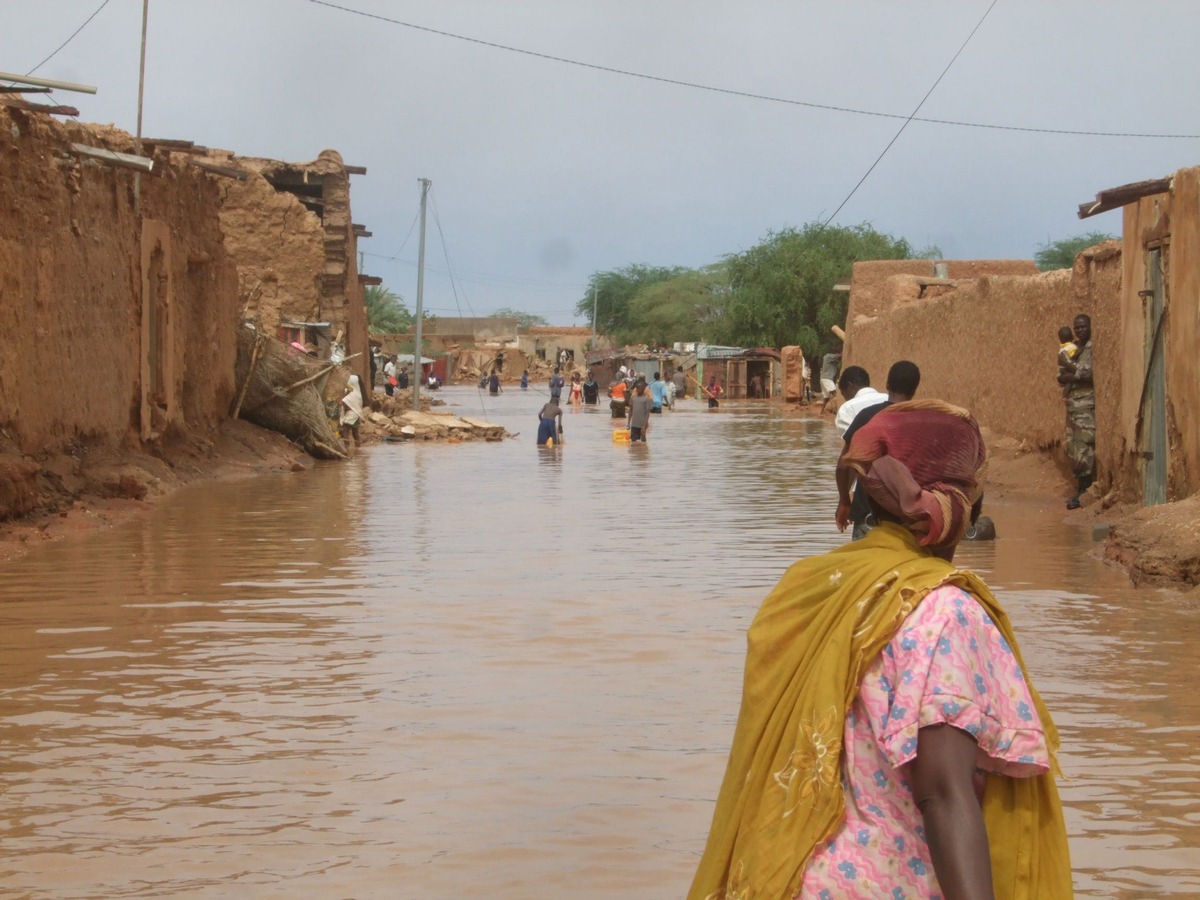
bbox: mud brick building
[205,149,372,390]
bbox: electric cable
[821,0,999,228]
[20,0,113,77]
[428,187,493,415]
[302,0,1200,140]
[370,210,421,262]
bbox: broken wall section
[207,149,370,389]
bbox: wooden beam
[69,142,154,173]
[0,71,97,94]
[187,158,247,181]
[1078,176,1172,219]
[0,86,51,94]
[145,137,194,149]
[0,96,79,116]
[144,138,211,155]
[353,224,372,237]
[359,274,383,286]
[346,165,367,175]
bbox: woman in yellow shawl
[690,400,1072,900]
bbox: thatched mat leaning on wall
[233,325,348,459]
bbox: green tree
[1034,231,1116,271]
[491,307,549,328]
[575,264,688,342]
[713,222,914,358]
[364,284,414,334]
[626,266,728,346]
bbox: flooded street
[1,386,1197,898]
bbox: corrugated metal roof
[696,344,746,359]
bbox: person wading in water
[690,400,1072,900]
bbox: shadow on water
[0,386,1196,897]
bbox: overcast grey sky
[4,1,1199,324]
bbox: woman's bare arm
[911,723,995,900]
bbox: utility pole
[591,284,597,349]
[412,178,430,411]
[134,0,149,213]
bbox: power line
[303,0,1200,140]
[371,210,421,261]
[428,189,476,319]
[822,0,998,228]
[24,0,113,76]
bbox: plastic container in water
[612,428,630,443]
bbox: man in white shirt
[833,366,886,437]
[382,356,397,396]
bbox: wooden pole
[134,0,150,213]
[687,371,718,399]
[230,334,264,419]
[412,177,430,411]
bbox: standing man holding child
[1058,313,1095,509]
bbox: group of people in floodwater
[529,364,730,446]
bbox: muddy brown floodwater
[1,387,1197,898]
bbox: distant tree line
[574,222,923,360]
[366,226,1114,354]
[572,224,1115,358]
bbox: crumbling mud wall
[0,110,239,450]
[0,108,240,517]
[846,259,1039,322]
[207,150,369,389]
[844,255,1119,465]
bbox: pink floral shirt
[798,585,1050,899]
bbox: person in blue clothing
[520,370,529,391]
[537,398,563,446]
[648,371,667,413]
[549,367,565,403]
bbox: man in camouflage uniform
[1058,313,1094,509]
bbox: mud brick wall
[1116,168,1200,501]
[844,257,1119,465]
[0,108,238,457]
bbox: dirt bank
[1102,494,1200,588]
[0,421,311,563]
